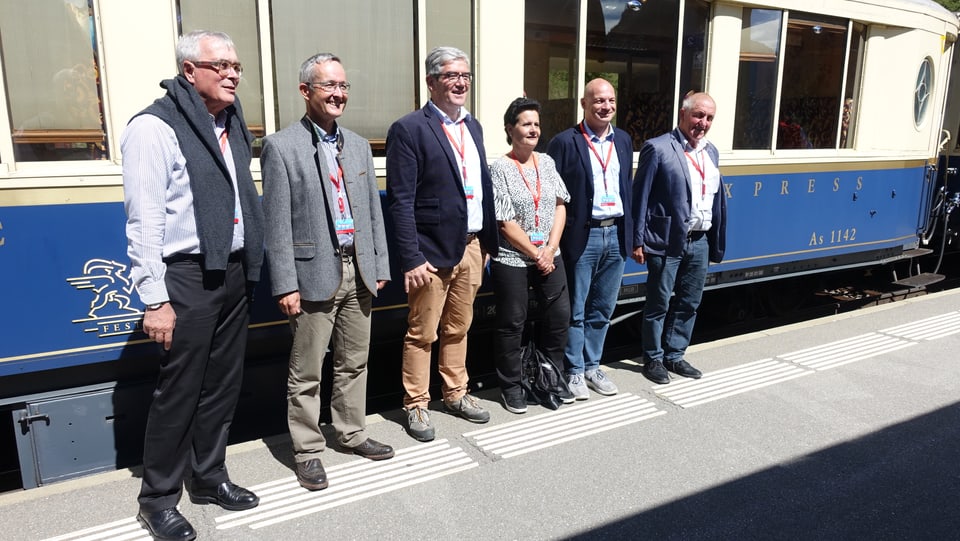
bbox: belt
[163,250,244,264]
[466,232,478,242]
[589,218,617,228]
[339,244,355,259]
[686,230,707,241]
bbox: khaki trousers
[287,256,371,461]
[402,237,483,409]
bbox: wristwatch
[146,302,167,311]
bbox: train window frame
[915,56,934,130]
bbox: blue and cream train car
[0,0,956,489]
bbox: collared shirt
[121,112,244,305]
[311,120,354,248]
[581,121,624,219]
[680,133,721,232]
[429,100,484,233]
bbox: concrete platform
[3,289,959,540]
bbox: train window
[524,0,580,147]
[271,0,417,148]
[733,8,782,150]
[178,0,265,149]
[679,0,711,109]
[0,0,109,162]
[841,23,865,148]
[776,13,848,150]
[915,57,934,128]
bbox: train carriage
[0,0,956,489]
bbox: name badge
[335,218,355,235]
[529,231,545,246]
[464,185,475,200]
[600,194,617,207]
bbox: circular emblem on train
[914,57,933,128]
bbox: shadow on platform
[566,401,960,541]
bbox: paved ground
[3,289,959,541]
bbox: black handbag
[520,341,569,410]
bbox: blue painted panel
[0,164,930,377]
[623,165,927,284]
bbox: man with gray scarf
[122,30,263,540]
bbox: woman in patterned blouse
[489,97,572,414]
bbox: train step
[902,248,934,258]
[891,272,945,288]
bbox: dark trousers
[490,259,570,394]
[138,259,249,512]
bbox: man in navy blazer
[632,92,726,385]
[386,46,498,442]
[261,54,394,491]
[547,78,634,400]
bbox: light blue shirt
[122,112,244,305]
[581,122,624,220]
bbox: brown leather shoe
[296,458,329,490]
[349,438,395,461]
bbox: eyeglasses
[191,59,243,77]
[437,71,472,83]
[309,81,351,93]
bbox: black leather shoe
[137,508,196,541]
[349,438,395,460]
[664,359,702,379]
[642,359,670,384]
[189,481,259,511]
[295,458,329,491]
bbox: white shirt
[430,101,484,233]
[681,136,721,232]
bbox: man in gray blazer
[631,92,726,385]
[261,53,393,492]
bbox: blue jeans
[565,224,625,375]
[642,234,709,363]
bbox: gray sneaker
[584,368,618,396]
[567,373,590,401]
[443,394,490,423]
[405,406,435,442]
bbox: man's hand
[277,291,302,317]
[143,303,176,351]
[404,261,437,293]
[631,246,646,265]
[376,280,388,291]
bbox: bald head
[679,92,716,148]
[581,78,617,135]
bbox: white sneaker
[567,373,590,401]
[584,368,618,396]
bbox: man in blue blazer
[632,92,726,384]
[261,53,394,491]
[386,46,498,442]
[547,78,634,400]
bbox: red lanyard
[329,163,346,216]
[580,121,614,194]
[510,152,542,229]
[684,150,707,199]
[442,120,468,185]
[218,128,228,154]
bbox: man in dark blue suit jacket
[386,46,498,442]
[547,78,634,400]
[632,92,726,385]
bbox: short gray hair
[176,30,235,74]
[425,46,469,77]
[299,53,342,84]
